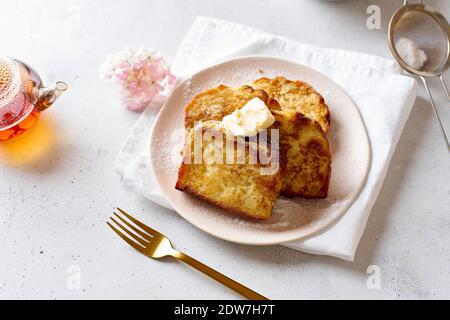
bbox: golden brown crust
[252,76,330,133]
[175,183,269,220]
[175,122,283,220]
[184,85,281,129]
[273,111,331,198]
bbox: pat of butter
[222,97,275,136]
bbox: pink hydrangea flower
[100,47,176,112]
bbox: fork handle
[173,251,268,300]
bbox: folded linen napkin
[115,16,418,261]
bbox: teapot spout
[35,81,68,111]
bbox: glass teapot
[0,55,67,141]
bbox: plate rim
[149,55,371,245]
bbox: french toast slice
[273,110,331,198]
[181,82,331,201]
[175,121,282,219]
[184,84,281,129]
[252,76,330,133]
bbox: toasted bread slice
[252,76,330,133]
[184,84,281,129]
[182,82,331,199]
[273,110,331,198]
[175,121,282,219]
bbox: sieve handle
[420,76,450,154]
[438,75,450,102]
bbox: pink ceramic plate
[150,56,370,245]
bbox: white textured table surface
[1,0,449,299]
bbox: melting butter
[222,97,275,136]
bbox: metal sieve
[388,0,450,153]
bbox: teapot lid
[0,55,20,105]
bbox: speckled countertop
[0,0,449,299]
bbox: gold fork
[107,207,267,300]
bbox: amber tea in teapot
[0,55,67,141]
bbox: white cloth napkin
[115,16,418,261]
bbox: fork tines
[107,207,159,251]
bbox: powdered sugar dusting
[151,135,183,175]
